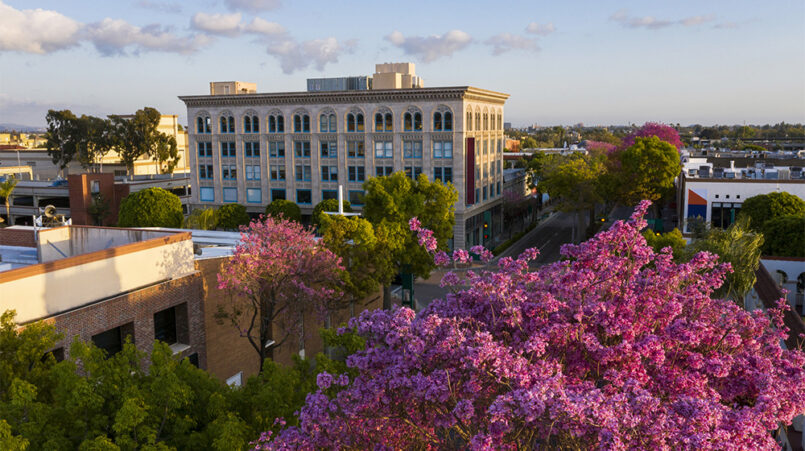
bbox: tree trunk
[383,284,392,310]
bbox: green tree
[607,136,680,207]
[761,214,805,257]
[264,199,301,222]
[117,187,183,228]
[688,217,763,305]
[217,204,251,230]
[363,172,457,308]
[311,198,352,228]
[539,154,604,242]
[44,109,81,171]
[184,207,218,230]
[78,115,116,172]
[738,191,805,232]
[110,107,179,177]
[520,136,537,149]
[0,176,18,226]
[642,228,687,260]
[87,193,111,226]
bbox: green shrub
[118,187,183,228]
[217,204,251,230]
[265,199,302,222]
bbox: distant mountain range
[0,123,46,133]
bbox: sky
[1,0,803,128]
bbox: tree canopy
[117,187,183,228]
[738,191,805,232]
[110,107,179,176]
[311,198,352,228]
[620,122,684,150]
[183,207,218,230]
[606,136,680,206]
[762,214,805,257]
[216,204,250,230]
[264,200,301,223]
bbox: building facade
[179,84,509,249]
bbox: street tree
[738,191,805,232]
[606,136,680,207]
[362,172,457,308]
[44,109,81,171]
[620,122,684,150]
[260,201,805,450]
[217,204,250,230]
[0,176,18,226]
[110,107,179,177]
[264,199,301,222]
[539,154,604,242]
[117,187,183,228]
[217,216,344,372]
[311,198,352,228]
[77,115,116,171]
[762,214,805,257]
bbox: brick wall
[0,228,36,247]
[42,271,207,368]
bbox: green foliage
[520,136,537,149]
[739,191,805,233]
[688,217,763,304]
[265,199,301,222]
[110,107,179,176]
[642,228,687,260]
[44,109,81,170]
[183,207,218,230]
[312,199,352,228]
[607,136,680,205]
[87,193,111,226]
[761,214,805,257]
[117,187,183,228]
[0,420,28,451]
[217,204,251,230]
[0,176,18,225]
[539,154,603,211]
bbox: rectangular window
[269,141,285,158]
[320,141,338,158]
[92,323,134,357]
[247,188,262,203]
[403,141,423,158]
[297,189,312,204]
[348,190,364,205]
[432,141,452,158]
[374,141,393,158]
[295,165,312,181]
[322,189,337,200]
[294,141,311,157]
[271,189,286,201]
[154,307,177,345]
[197,142,212,157]
[483,186,488,201]
[270,165,286,181]
[223,187,238,202]
[348,166,365,182]
[221,142,236,157]
[497,181,501,196]
[376,166,393,177]
[199,164,213,179]
[475,188,480,203]
[434,167,453,184]
[347,141,365,158]
[245,165,261,180]
[244,141,260,157]
[222,165,237,180]
[200,187,215,202]
[321,165,338,182]
[404,166,422,179]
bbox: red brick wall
[42,272,207,368]
[0,228,36,247]
[68,174,126,226]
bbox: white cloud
[0,1,81,54]
[525,22,556,36]
[244,17,286,36]
[266,37,355,74]
[224,0,282,12]
[611,10,717,30]
[385,30,472,63]
[191,12,243,36]
[485,33,538,55]
[680,15,715,26]
[86,18,210,56]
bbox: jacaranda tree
[256,201,805,450]
[619,122,684,151]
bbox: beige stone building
[179,65,508,249]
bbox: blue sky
[1,0,803,128]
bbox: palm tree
[0,176,18,226]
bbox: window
[376,166,393,177]
[483,186,488,201]
[269,141,285,158]
[475,112,481,130]
[348,166,365,182]
[200,187,215,202]
[346,112,364,132]
[483,113,488,130]
[322,189,337,200]
[711,202,741,229]
[294,141,311,157]
[403,141,422,158]
[196,116,211,133]
[434,112,442,131]
[404,166,422,180]
[243,115,259,133]
[497,114,502,130]
[220,115,235,133]
[221,142,236,157]
[199,164,213,179]
[197,142,212,157]
[403,111,422,131]
[270,164,286,180]
[226,372,243,387]
[268,114,284,133]
[475,188,480,203]
[320,141,338,158]
[347,141,365,158]
[297,189,312,204]
[375,141,393,158]
[349,190,364,206]
[319,113,336,132]
[247,188,262,203]
[295,164,312,181]
[293,114,310,133]
[375,112,393,131]
[433,110,452,131]
[92,323,134,357]
[245,165,261,180]
[466,111,472,131]
[434,167,453,183]
[433,141,452,158]
[154,306,177,345]
[222,165,237,180]
[244,141,260,157]
[271,189,286,201]
[497,181,501,196]
[321,165,338,182]
[223,187,238,202]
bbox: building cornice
[179,86,509,108]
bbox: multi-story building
[179,64,509,249]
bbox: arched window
[413,112,422,131]
[251,115,259,133]
[303,114,310,132]
[497,113,502,130]
[433,109,453,131]
[347,112,364,132]
[483,112,488,130]
[228,116,235,133]
[320,112,337,132]
[404,112,413,131]
[384,112,392,131]
[220,115,234,133]
[375,113,383,131]
[268,116,276,133]
[293,113,309,133]
[475,111,481,130]
[277,115,284,132]
[444,111,452,131]
[294,115,301,133]
[320,114,328,133]
[356,113,364,132]
[244,116,251,133]
[466,111,472,131]
[220,116,227,133]
[328,114,336,132]
[196,116,211,134]
[433,112,442,131]
[347,114,355,132]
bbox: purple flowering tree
[620,122,684,151]
[256,202,805,449]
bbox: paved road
[412,211,575,310]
